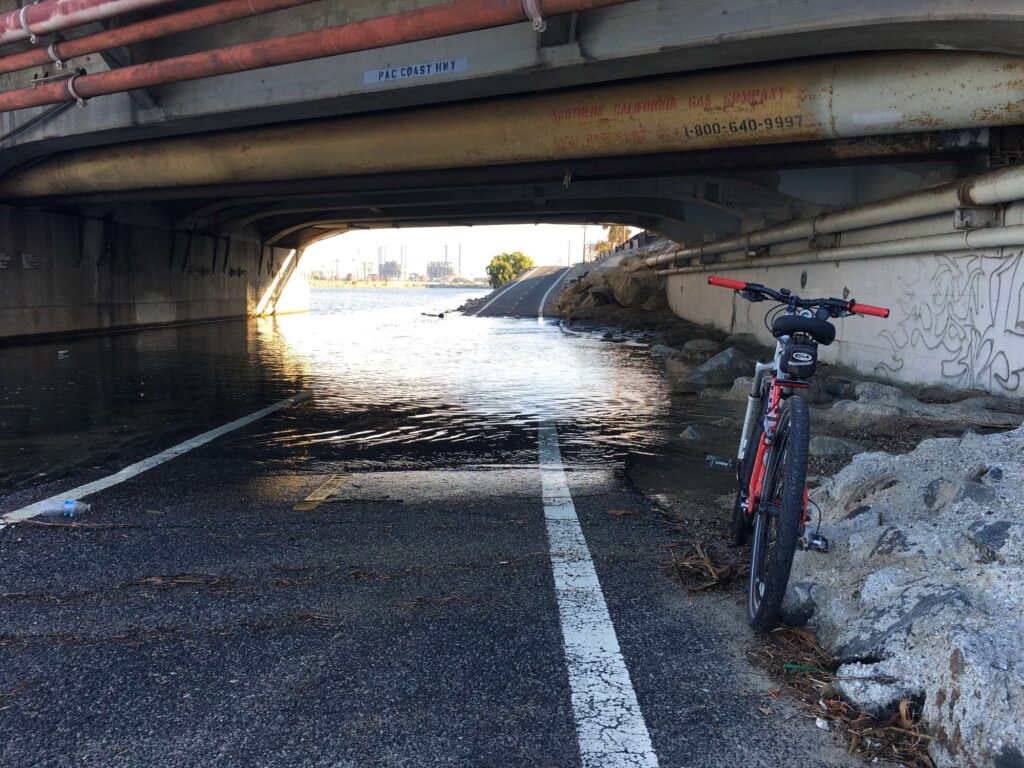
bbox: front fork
[735,362,773,523]
[735,362,810,532]
[736,362,774,465]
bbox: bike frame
[706,273,889,627]
[736,328,813,530]
[707,273,889,538]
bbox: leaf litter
[748,626,935,767]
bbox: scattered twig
[392,595,460,610]
[667,540,747,591]
[292,611,345,625]
[0,591,85,604]
[749,626,935,767]
[117,574,235,590]
[21,520,136,530]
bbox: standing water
[0,287,725,497]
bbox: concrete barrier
[0,205,308,340]
[667,248,1024,396]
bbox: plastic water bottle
[39,500,91,518]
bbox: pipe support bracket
[19,4,39,44]
[522,0,546,31]
[46,42,63,68]
[64,73,85,106]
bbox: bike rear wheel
[748,396,809,632]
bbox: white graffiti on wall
[878,253,1024,393]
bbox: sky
[301,224,618,279]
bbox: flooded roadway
[1,286,667,495]
[0,288,855,767]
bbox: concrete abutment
[0,205,309,341]
[666,251,1024,396]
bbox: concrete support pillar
[0,205,308,340]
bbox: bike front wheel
[748,395,809,632]
[731,390,768,547]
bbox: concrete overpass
[1,0,1024,393]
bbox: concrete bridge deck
[0,0,1022,395]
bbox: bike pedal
[808,534,830,553]
[705,454,737,471]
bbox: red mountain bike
[704,275,889,631]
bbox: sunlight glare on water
[258,288,673,459]
[1,286,681,491]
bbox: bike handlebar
[848,301,890,318]
[706,275,890,318]
[707,275,747,291]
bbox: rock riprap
[784,425,1024,768]
[680,338,722,361]
[808,435,866,459]
[827,381,1023,433]
[677,347,751,393]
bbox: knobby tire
[747,396,809,632]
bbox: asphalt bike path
[0,322,856,767]
[475,267,568,318]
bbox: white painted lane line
[538,268,569,323]
[473,267,539,316]
[0,389,314,530]
[538,421,659,768]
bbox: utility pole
[582,225,588,262]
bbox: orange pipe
[0,0,319,77]
[0,0,630,114]
[0,0,174,48]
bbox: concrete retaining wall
[0,206,308,341]
[667,249,1024,396]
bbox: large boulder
[680,338,722,361]
[641,290,668,311]
[786,425,1024,767]
[602,268,659,309]
[584,285,614,306]
[607,272,651,308]
[698,375,752,403]
[677,347,751,393]
[648,344,680,357]
[808,435,866,459]
[827,381,1023,433]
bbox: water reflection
[262,288,673,461]
[0,320,308,491]
[1,286,719,493]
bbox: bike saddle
[771,314,836,345]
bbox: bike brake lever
[742,291,765,302]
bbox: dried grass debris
[667,540,748,591]
[117,573,236,591]
[749,626,935,767]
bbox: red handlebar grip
[849,302,890,318]
[707,275,748,291]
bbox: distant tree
[602,223,630,248]
[508,252,533,274]
[486,256,515,288]
[486,251,535,288]
[380,260,402,279]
